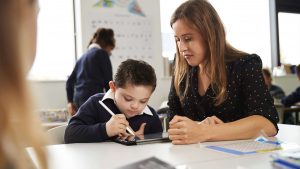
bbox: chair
[282,106,300,125]
[157,107,169,132]
[47,124,67,144]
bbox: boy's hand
[106,114,129,137]
[67,102,77,116]
[135,123,146,136]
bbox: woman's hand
[106,114,129,137]
[168,115,210,144]
[200,116,224,125]
[67,102,77,116]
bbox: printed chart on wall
[85,0,154,65]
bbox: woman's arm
[168,115,277,145]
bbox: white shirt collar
[88,43,101,50]
[101,89,153,116]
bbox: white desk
[28,124,300,169]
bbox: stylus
[99,101,136,136]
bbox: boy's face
[110,82,153,118]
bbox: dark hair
[262,68,271,78]
[88,28,115,49]
[297,64,300,75]
[114,59,156,91]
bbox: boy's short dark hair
[114,59,157,91]
[297,64,300,75]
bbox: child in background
[281,64,300,124]
[281,64,300,107]
[262,68,285,100]
[65,59,163,143]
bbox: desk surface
[28,124,300,169]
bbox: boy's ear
[109,81,116,92]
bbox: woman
[167,0,279,145]
[0,0,47,169]
[66,28,116,116]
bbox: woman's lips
[184,54,192,60]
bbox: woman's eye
[184,37,192,42]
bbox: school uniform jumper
[281,87,300,107]
[269,84,285,100]
[64,90,163,143]
[66,44,113,108]
[168,54,279,131]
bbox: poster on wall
[83,0,154,65]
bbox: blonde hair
[171,0,247,105]
[0,1,47,169]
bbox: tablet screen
[114,132,170,146]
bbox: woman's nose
[178,41,188,52]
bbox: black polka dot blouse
[167,54,279,131]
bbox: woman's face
[21,0,39,71]
[104,46,114,56]
[172,19,207,67]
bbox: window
[28,0,76,81]
[160,0,185,60]
[275,0,300,66]
[278,12,300,65]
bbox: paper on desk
[205,133,284,156]
[206,140,282,155]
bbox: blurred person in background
[66,28,115,116]
[262,68,285,100]
[281,64,300,124]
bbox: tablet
[114,132,170,146]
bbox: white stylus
[99,101,135,136]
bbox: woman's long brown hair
[171,0,247,105]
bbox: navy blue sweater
[66,47,113,108]
[64,93,163,143]
[281,86,300,107]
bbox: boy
[262,68,285,99]
[64,59,163,143]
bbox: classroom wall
[273,75,299,95]
[31,78,171,110]
[74,0,164,81]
